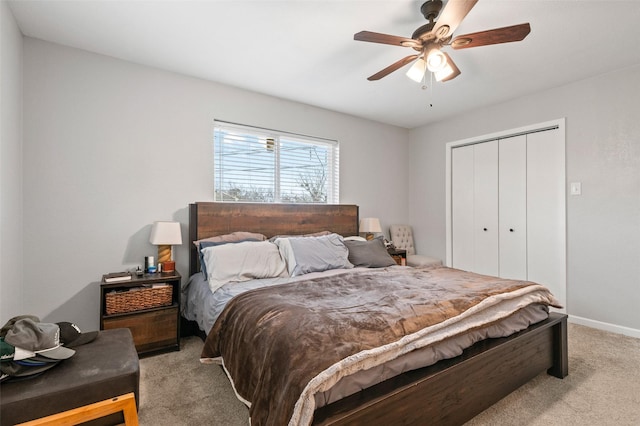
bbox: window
[213,121,339,204]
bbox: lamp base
[366,233,374,241]
[157,245,172,264]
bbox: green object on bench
[1,328,139,426]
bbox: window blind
[214,121,339,204]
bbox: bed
[183,202,568,426]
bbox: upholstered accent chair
[389,224,442,268]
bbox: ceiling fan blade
[433,0,479,40]
[367,54,420,81]
[451,23,531,49]
[354,31,421,48]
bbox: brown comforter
[201,266,561,426]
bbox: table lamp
[360,217,382,241]
[149,221,182,272]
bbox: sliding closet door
[498,135,527,280]
[527,130,566,307]
[451,145,474,272]
[473,141,499,276]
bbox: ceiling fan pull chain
[430,71,434,96]
[421,67,428,90]
[428,72,434,108]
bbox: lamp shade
[150,221,182,266]
[149,221,182,245]
[359,218,382,233]
[426,48,447,72]
[434,52,461,82]
[406,57,427,83]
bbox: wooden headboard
[189,202,359,276]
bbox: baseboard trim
[569,315,640,339]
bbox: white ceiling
[8,0,640,129]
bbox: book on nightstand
[103,271,132,283]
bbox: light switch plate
[570,182,582,195]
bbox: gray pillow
[344,237,396,268]
[275,233,353,277]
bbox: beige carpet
[138,323,640,425]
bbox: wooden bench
[16,393,138,426]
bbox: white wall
[409,65,640,335]
[20,38,409,330]
[1,1,24,321]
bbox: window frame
[213,120,339,204]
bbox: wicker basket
[105,285,172,315]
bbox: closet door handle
[509,228,514,232]
[483,228,488,231]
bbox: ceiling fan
[354,0,530,83]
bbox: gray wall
[4,11,638,336]
[18,38,409,330]
[409,65,640,335]
[0,1,24,322]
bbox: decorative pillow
[193,231,266,248]
[344,236,397,268]
[199,238,263,280]
[201,241,288,293]
[274,233,353,277]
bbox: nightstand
[387,248,407,266]
[100,271,181,356]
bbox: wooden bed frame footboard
[313,312,568,425]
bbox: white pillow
[201,241,288,293]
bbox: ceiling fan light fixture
[434,64,454,81]
[434,52,460,82]
[406,57,427,82]
[426,48,447,72]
